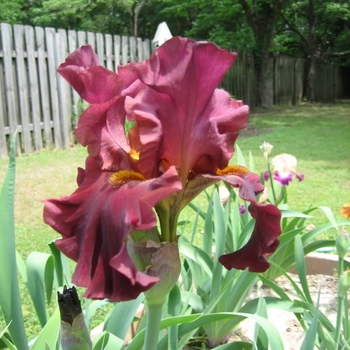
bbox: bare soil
[228,273,339,350]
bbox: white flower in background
[269,153,305,186]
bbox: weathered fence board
[0,55,6,158]
[1,23,19,153]
[0,23,151,157]
[36,26,53,150]
[25,25,43,152]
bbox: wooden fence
[0,23,151,157]
[0,22,349,157]
[222,54,349,107]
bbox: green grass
[237,101,350,230]
[0,101,349,341]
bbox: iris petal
[58,45,125,104]
[203,166,281,272]
[219,203,281,272]
[44,157,181,301]
[121,37,249,179]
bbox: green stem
[266,157,277,205]
[155,204,170,242]
[335,257,344,348]
[335,296,344,348]
[344,295,349,340]
[143,302,163,350]
[339,256,349,342]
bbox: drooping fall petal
[44,157,182,301]
[203,165,281,272]
[120,37,249,179]
[219,202,281,272]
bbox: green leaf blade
[0,132,28,350]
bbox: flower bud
[336,231,350,259]
[338,270,350,297]
[260,141,273,160]
[57,286,92,350]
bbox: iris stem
[266,157,277,205]
[143,302,163,350]
[335,257,344,348]
[155,204,170,242]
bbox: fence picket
[0,57,7,157]
[96,33,104,65]
[137,37,143,61]
[87,32,95,50]
[114,35,121,71]
[57,29,72,147]
[122,36,128,64]
[78,31,86,47]
[105,34,113,71]
[130,36,136,62]
[1,23,20,154]
[36,26,53,150]
[68,30,80,126]
[45,27,62,149]
[25,25,43,151]
[14,25,32,153]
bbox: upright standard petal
[58,45,125,104]
[121,37,249,179]
[75,96,131,170]
[44,157,181,301]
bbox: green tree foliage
[27,0,131,35]
[0,0,29,24]
[276,0,350,100]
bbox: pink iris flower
[44,37,281,301]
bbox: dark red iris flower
[44,37,281,301]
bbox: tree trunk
[305,54,316,102]
[238,0,289,108]
[304,0,317,102]
[129,0,148,38]
[255,46,275,108]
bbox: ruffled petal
[273,171,293,186]
[202,165,281,272]
[122,37,249,179]
[43,157,182,301]
[75,97,131,170]
[219,202,281,272]
[58,45,124,104]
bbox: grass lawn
[0,101,349,339]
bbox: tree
[172,0,291,107]
[118,0,149,38]
[237,0,291,107]
[0,0,30,24]
[280,0,350,101]
[27,0,139,36]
